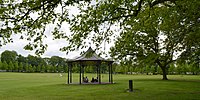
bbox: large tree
[67,0,200,80]
[1,50,18,63]
[27,54,46,72]
[49,56,66,72]
[110,3,200,79]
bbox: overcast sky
[0,23,81,59]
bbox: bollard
[129,80,133,92]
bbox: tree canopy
[0,50,67,72]
[1,0,194,54]
[1,50,18,63]
[0,0,91,55]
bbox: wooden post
[111,63,113,83]
[98,64,101,84]
[79,64,82,84]
[70,64,72,83]
[129,80,133,92]
[67,64,70,84]
[108,63,111,83]
[82,65,84,79]
[96,65,98,82]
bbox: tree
[25,63,29,72]
[27,55,39,67]
[57,65,62,73]
[32,66,37,73]
[18,62,23,72]
[45,65,51,73]
[49,56,66,72]
[17,55,27,65]
[29,65,33,73]
[168,64,175,75]
[13,61,19,72]
[0,61,2,70]
[40,65,45,73]
[8,61,14,72]
[188,63,199,75]
[178,44,200,75]
[49,65,54,73]
[0,0,93,55]
[3,61,8,72]
[26,55,47,72]
[1,50,18,64]
[0,61,6,71]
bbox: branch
[150,0,177,8]
[101,0,144,23]
[135,0,144,16]
[13,0,60,22]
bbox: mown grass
[0,72,199,100]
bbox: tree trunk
[162,71,168,80]
[161,66,168,80]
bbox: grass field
[0,72,199,100]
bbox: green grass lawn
[0,72,199,100]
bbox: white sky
[0,25,81,59]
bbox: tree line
[0,50,67,73]
[1,50,199,75]
[113,62,200,75]
[0,50,111,73]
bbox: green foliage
[168,64,175,75]
[0,49,198,75]
[18,62,23,72]
[32,66,37,73]
[13,61,19,72]
[0,0,92,55]
[1,50,18,64]
[45,65,50,72]
[36,66,40,72]
[24,55,46,72]
[57,66,62,73]
[25,63,29,72]
[40,65,45,73]
[8,61,14,72]
[2,61,8,72]
[7,52,67,73]
[62,0,198,79]
[0,61,2,70]
[0,61,6,71]
[49,56,66,72]
[17,55,27,64]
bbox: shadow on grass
[167,79,200,83]
[125,78,200,83]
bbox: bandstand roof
[68,47,113,63]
